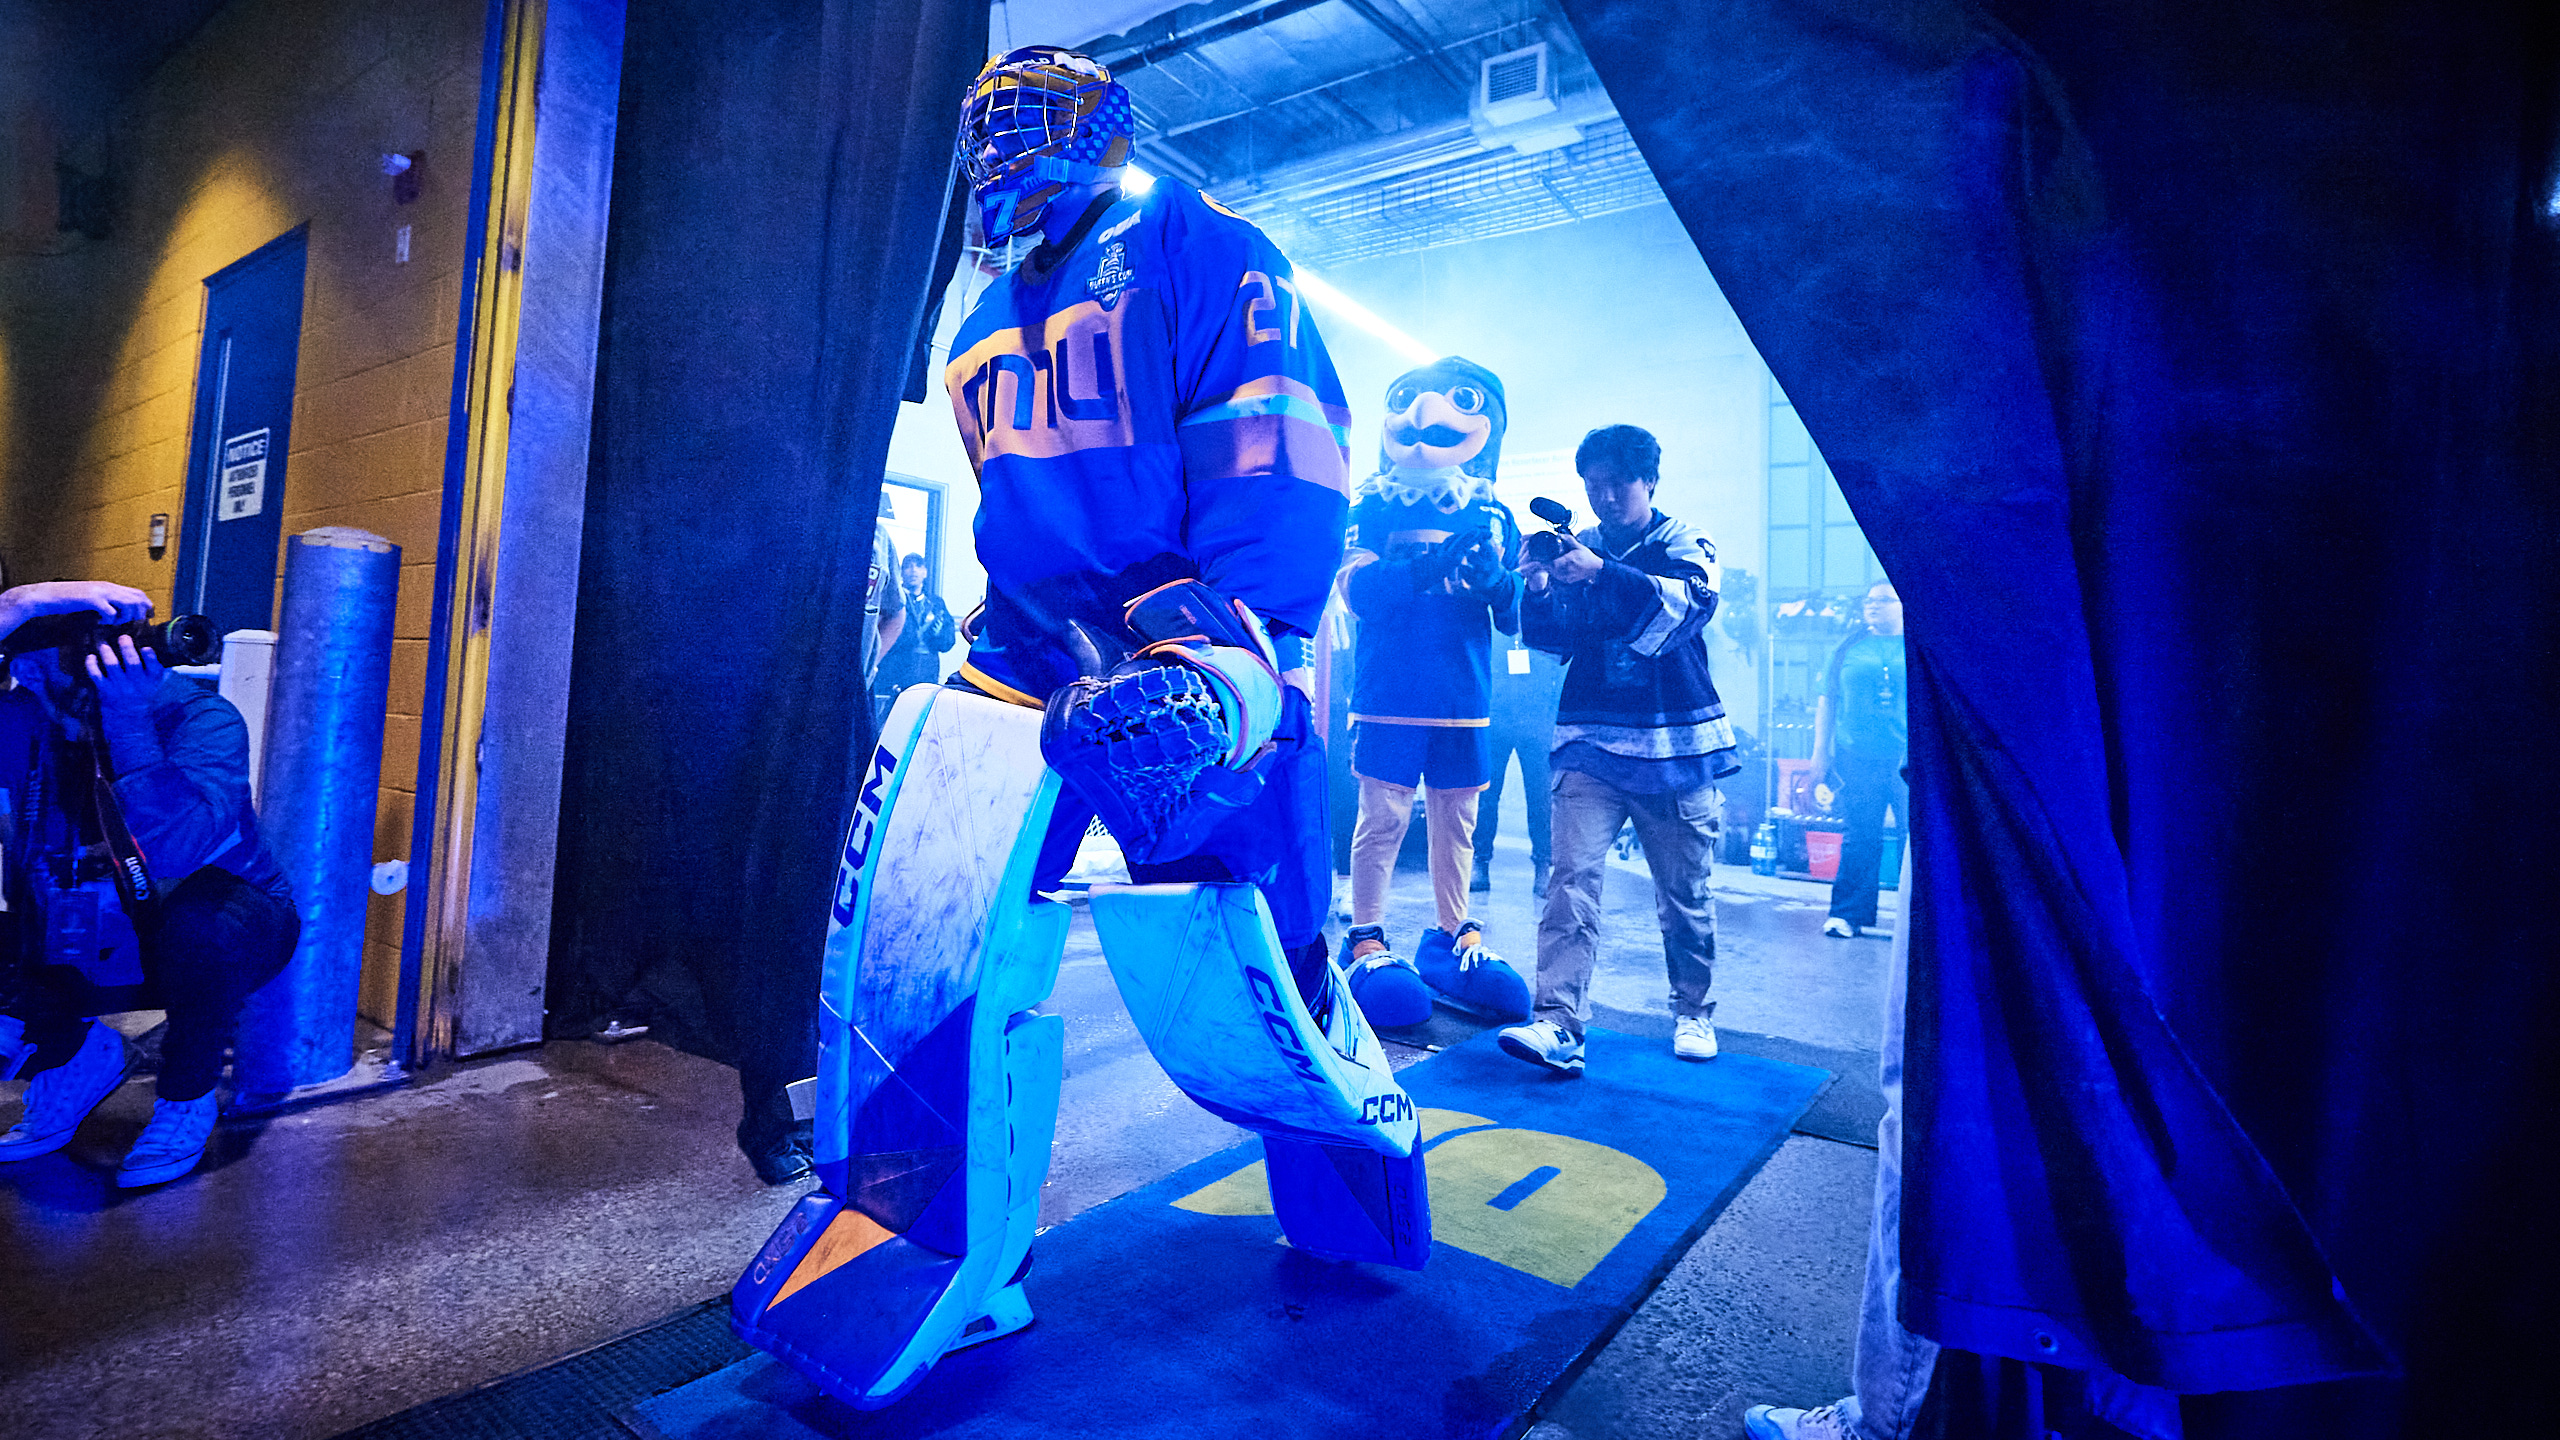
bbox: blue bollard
[233,527,399,1093]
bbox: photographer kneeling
[0,581,298,1187]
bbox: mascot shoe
[1415,921,1531,1022]
[1343,924,1433,1029]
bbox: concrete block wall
[0,0,489,1025]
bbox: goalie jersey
[944,182,1354,703]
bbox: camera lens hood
[158,614,219,667]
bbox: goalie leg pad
[1264,1138,1432,1269]
[734,685,1070,1409]
[1090,882,1431,1269]
[1090,883,1418,1158]
[1090,881,1433,1260]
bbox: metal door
[175,228,308,636]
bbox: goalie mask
[958,46,1136,244]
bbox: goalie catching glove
[1040,581,1286,866]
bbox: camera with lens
[1523,496,1577,563]
[0,611,220,669]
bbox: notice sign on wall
[218,428,270,521]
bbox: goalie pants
[1032,684,1332,979]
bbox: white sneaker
[117,1093,220,1188]
[1822,917,1858,939]
[0,1021,126,1162]
[1673,1015,1719,1061]
[1496,1019,1584,1076]
[1743,1402,1858,1440]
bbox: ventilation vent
[1485,49,1543,106]
[1475,43,1556,128]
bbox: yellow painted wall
[0,0,487,1025]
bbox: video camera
[1523,496,1576,562]
[0,611,220,669]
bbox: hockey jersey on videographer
[944,181,1353,702]
[1523,513,1740,789]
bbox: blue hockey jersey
[1339,486,1522,726]
[944,182,1353,702]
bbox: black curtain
[1563,0,2558,1433]
[549,0,983,1169]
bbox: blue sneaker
[1414,921,1530,1021]
[0,1021,127,1162]
[1343,925,1432,1028]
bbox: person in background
[1497,425,1738,1075]
[860,512,906,702]
[1472,639,1563,900]
[0,580,300,1187]
[872,553,956,716]
[1811,581,1906,939]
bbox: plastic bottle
[1750,821,1779,876]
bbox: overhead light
[1292,269,1437,365]
[1122,164,1156,196]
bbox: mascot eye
[1387,384,1419,411]
[1447,385,1486,415]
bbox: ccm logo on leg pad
[1244,968,1327,1090]
[1360,1094,1415,1126]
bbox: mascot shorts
[1351,719,1491,791]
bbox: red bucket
[1804,830,1844,881]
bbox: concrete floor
[0,789,1899,1440]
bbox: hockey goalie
[731,46,1429,1411]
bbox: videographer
[1497,426,1740,1077]
[0,580,298,1187]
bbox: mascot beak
[1384,391,1493,470]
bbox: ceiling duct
[1472,42,1583,154]
[1477,44,1553,125]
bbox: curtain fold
[1563,0,2558,1429]
[549,0,983,1167]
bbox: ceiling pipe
[1335,0,1471,90]
[1155,16,1542,140]
[1091,0,1331,77]
[1218,118,1479,204]
[1216,86,1622,209]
